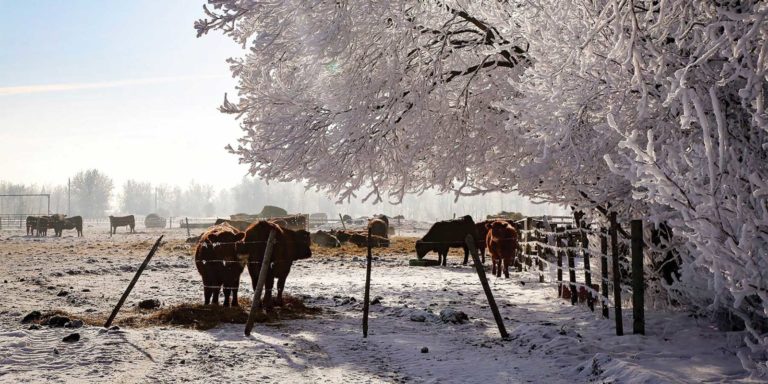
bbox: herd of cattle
[25,211,520,308]
[24,214,138,237]
[25,215,83,237]
[194,214,521,308]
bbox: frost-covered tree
[196,0,527,203]
[70,169,113,218]
[120,180,153,215]
[197,0,768,374]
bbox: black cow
[416,215,480,266]
[109,215,135,234]
[53,216,83,237]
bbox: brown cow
[109,215,135,234]
[486,220,519,278]
[239,221,312,308]
[214,218,252,232]
[194,223,247,306]
[53,216,83,237]
[368,218,388,239]
[416,215,480,266]
[311,230,341,248]
[348,232,390,247]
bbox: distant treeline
[1,170,561,220]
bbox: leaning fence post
[104,235,164,328]
[466,235,509,339]
[363,227,373,338]
[185,217,190,238]
[631,220,645,335]
[245,229,277,336]
[600,229,610,319]
[339,214,347,230]
[610,212,624,336]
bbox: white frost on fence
[195,1,768,375]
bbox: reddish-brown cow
[239,221,312,308]
[194,223,247,306]
[485,220,519,278]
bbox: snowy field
[0,227,755,383]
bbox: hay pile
[30,295,321,331]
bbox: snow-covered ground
[0,228,755,383]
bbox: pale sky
[0,1,249,188]
[0,1,567,217]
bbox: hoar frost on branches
[197,0,768,375]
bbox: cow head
[486,220,514,238]
[415,239,428,259]
[291,229,312,260]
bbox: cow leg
[462,246,469,265]
[223,288,231,307]
[211,287,221,305]
[440,251,447,267]
[492,258,497,276]
[203,287,212,305]
[275,278,286,307]
[503,258,510,278]
[263,272,275,309]
[481,248,485,264]
[231,289,239,307]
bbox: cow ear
[485,222,492,230]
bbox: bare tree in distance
[120,180,153,215]
[70,169,113,218]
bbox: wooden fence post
[466,235,509,339]
[524,217,533,269]
[567,228,577,306]
[363,227,373,338]
[600,229,610,319]
[104,235,164,328]
[245,229,277,336]
[631,220,645,335]
[610,212,624,336]
[185,217,190,238]
[536,222,545,283]
[576,212,594,312]
[556,226,564,297]
[339,214,347,230]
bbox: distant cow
[475,221,491,264]
[109,215,135,235]
[35,216,50,237]
[374,214,389,227]
[311,230,341,248]
[268,215,308,231]
[416,215,480,266]
[368,218,389,239]
[239,221,312,308]
[26,216,41,236]
[53,216,83,237]
[485,220,519,278]
[348,232,390,248]
[194,223,247,306]
[214,218,252,232]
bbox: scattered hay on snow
[28,295,321,331]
